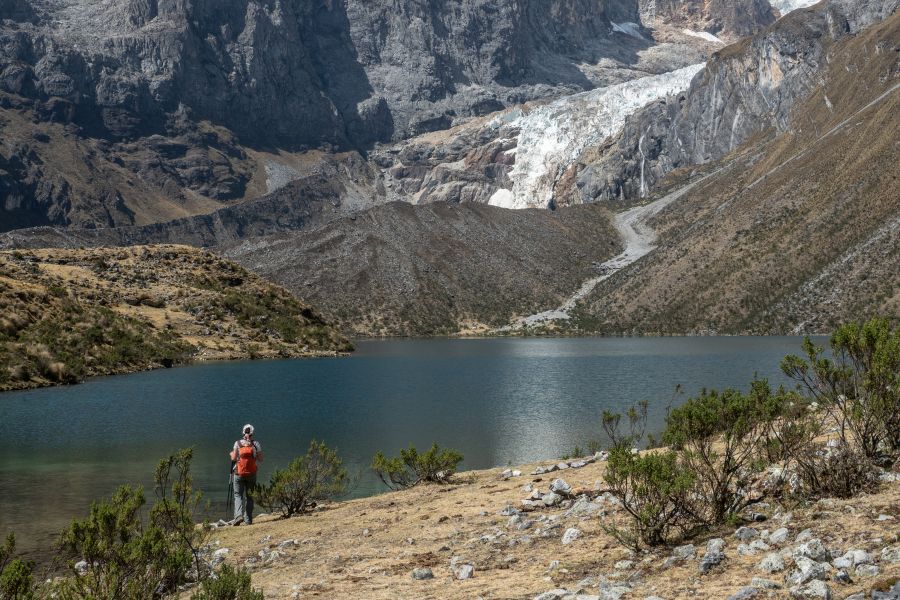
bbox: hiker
[229,423,263,525]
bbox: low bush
[372,443,464,490]
[795,444,878,499]
[782,318,900,460]
[603,447,699,550]
[662,386,769,525]
[57,449,210,599]
[257,440,349,518]
[0,533,35,600]
[190,565,263,600]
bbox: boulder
[789,580,832,599]
[769,528,790,545]
[854,564,879,578]
[787,557,829,586]
[550,478,572,495]
[793,540,830,562]
[700,539,726,574]
[411,567,434,580]
[453,563,475,580]
[751,577,780,589]
[758,553,785,574]
[542,492,563,507]
[673,544,697,560]
[562,527,582,545]
[735,527,759,541]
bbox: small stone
[881,546,900,564]
[758,553,785,574]
[562,527,581,545]
[854,563,879,578]
[453,564,475,580]
[795,529,814,543]
[512,470,522,477]
[794,540,830,562]
[501,469,513,479]
[833,569,851,584]
[362,528,371,536]
[550,478,572,495]
[737,543,756,556]
[523,483,534,492]
[699,539,725,574]
[499,505,520,516]
[542,492,563,507]
[74,560,89,575]
[534,590,568,600]
[876,514,894,521]
[277,539,297,549]
[750,540,771,552]
[843,594,864,600]
[727,587,758,600]
[735,527,759,541]
[788,557,829,586]
[673,544,696,560]
[790,580,832,599]
[769,528,790,545]
[751,577,780,589]
[614,560,634,570]
[556,462,570,470]
[411,568,434,580]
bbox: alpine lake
[1,336,820,562]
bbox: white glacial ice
[489,63,704,210]
[769,0,821,16]
[682,29,725,44]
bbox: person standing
[230,424,263,525]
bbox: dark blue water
[1,336,812,560]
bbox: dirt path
[501,170,723,330]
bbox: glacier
[769,0,821,16]
[489,63,705,210]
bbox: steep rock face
[0,0,648,150]
[640,0,776,39]
[576,0,899,203]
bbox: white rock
[789,579,832,599]
[881,546,900,564]
[534,590,568,600]
[769,528,790,545]
[614,560,634,570]
[735,527,759,541]
[453,564,475,580]
[788,557,829,586]
[74,560,89,575]
[543,492,563,507]
[854,563,879,578]
[673,544,696,559]
[550,478,572,495]
[758,553,786,574]
[794,540,830,562]
[512,470,522,477]
[750,540,771,552]
[562,528,582,545]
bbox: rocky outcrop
[576,0,900,203]
[640,0,776,40]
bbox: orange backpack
[236,443,257,476]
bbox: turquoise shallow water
[0,336,815,561]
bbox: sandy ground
[208,457,900,600]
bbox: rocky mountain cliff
[1,0,770,231]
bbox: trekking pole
[225,460,235,520]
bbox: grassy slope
[0,245,351,392]
[572,13,900,335]
[210,457,900,599]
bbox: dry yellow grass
[209,458,899,600]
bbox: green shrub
[57,449,210,599]
[662,386,768,525]
[0,533,35,600]
[782,318,900,460]
[190,564,263,600]
[603,448,699,550]
[602,399,649,450]
[372,443,464,490]
[258,440,349,518]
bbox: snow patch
[769,0,820,17]
[488,188,516,209]
[503,64,705,209]
[682,29,725,44]
[612,22,645,40]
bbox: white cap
[242,424,254,436]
